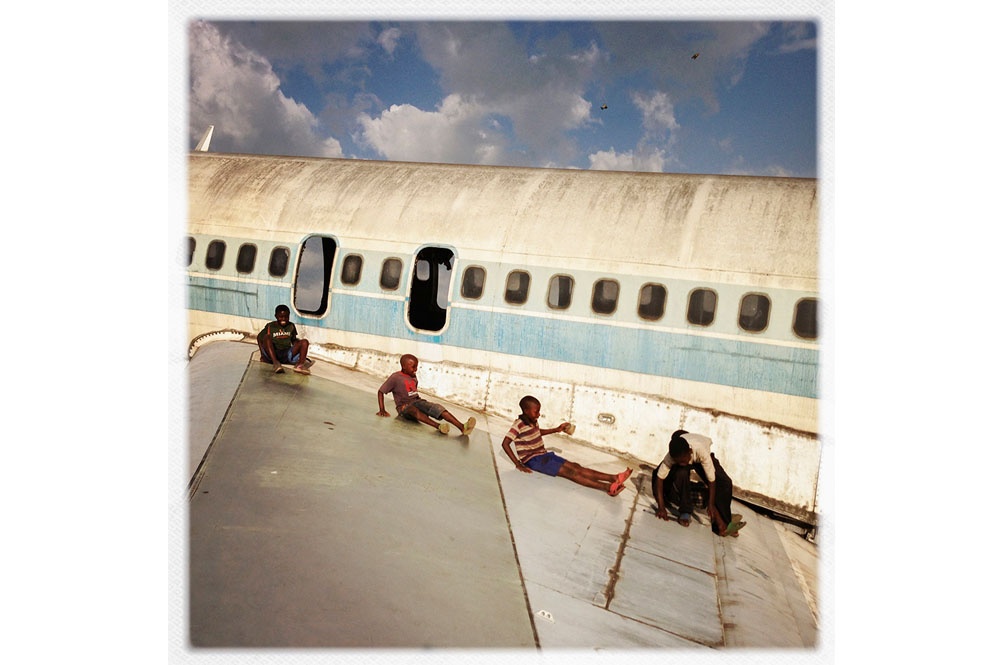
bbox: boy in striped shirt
[501,395,632,496]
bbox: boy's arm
[260,325,283,370]
[376,388,390,417]
[502,437,532,473]
[707,481,726,531]
[653,473,670,521]
[539,422,570,436]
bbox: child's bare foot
[678,512,691,527]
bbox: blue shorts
[261,347,301,365]
[399,399,446,421]
[524,452,566,476]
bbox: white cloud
[356,94,509,165]
[412,23,600,165]
[588,147,667,173]
[377,28,402,56]
[188,21,342,158]
[633,90,679,133]
[586,90,679,173]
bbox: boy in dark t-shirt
[256,304,311,375]
[376,354,476,436]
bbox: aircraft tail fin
[195,125,214,152]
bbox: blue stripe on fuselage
[188,277,818,398]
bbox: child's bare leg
[441,410,463,429]
[440,409,476,435]
[292,340,311,372]
[558,461,614,490]
[403,406,446,431]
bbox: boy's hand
[655,507,670,521]
[516,464,532,474]
[559,422,570,432]
[376,409,390,417]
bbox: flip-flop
[462,417,477,436]
[725,521,747,536]
[293,366,311,375]
[608,479,625,496]
[274,366,285,374]
[437,422,450,434]
[616,468,633,484]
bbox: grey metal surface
[188,349,535,647]
[184,342,820,653]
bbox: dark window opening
[407,246,454,332]
[380,258,403,290]
[293,235,337,316]
[461,266,486,300]
[185,237,196,267]
[738,294,771,332]
[793,298,819,339]
[205,240,226,271]
[592,279,619,315]
[504,270,531,305]
[687,289,717,326]
[638,283,667,321]
[547,275,574,310]
[236,244,257,274]
[341,254,363,286]
[269,247,290,277]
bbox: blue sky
[189,19,817,177]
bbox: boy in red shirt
[501,395,632,496]
[376,354,476,436]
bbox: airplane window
[408,246,454,332]
[738,293,771,332]
[461,266,486,300]
[293,235,337,316]
[205,240,226,271]
[592,279,619,315]
[268,247,290,277]
[638,283,667,321]
[341,254,363,286]
[793,298,819,339]
[236,244,257,274]
[380,258,402,290]
[185,236,196,267]
[687,288,717,326]
[505,270,530,305]
[547,275,574,310]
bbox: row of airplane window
[187,237,819,340]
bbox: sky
[188,19,817,177]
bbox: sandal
[608,479,625,496]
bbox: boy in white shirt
[652,430,745,536]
